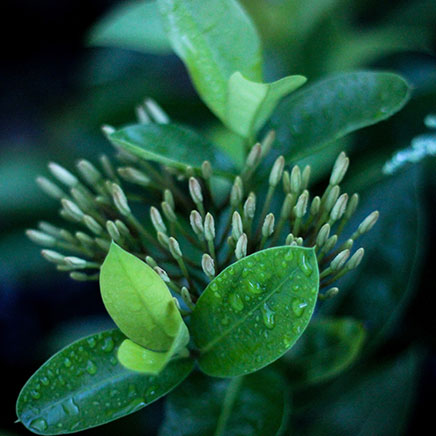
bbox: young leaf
[16,329,194,435]
[191,246,319,377]
[100,242,189,354]
[108,123,235,177]
[270,72,410,162]
[283,317,366,385]
[225,72,307,139]
[87,0,172,55]
[157,0,262,119]
[160,370,289,436]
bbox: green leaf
[271,72,410,162]
[100,243,189,356]
[191,246,319,377]
[283,317,366,386]
[87,0,172,55]
[157,0,262,119]
[16,329,194,435]
[225,72,307,138]
[160,370,289,436]
[108,123,235,177]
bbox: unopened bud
[163,190,175,210]
[181,287,194,308]
[294,190,309,218]
[154,266,170,283]
[189,177,203,204]
[324,235,338,253]
[290,166,301,193]
[144,98,169,124]
[262,213,275,237]
[330,193,348,221]
[325,185,340,211]
[145,256,158,268]
[95,238,110,251]
[162,201,177,222]
[246,143,262,168]
[190,210,204,237]
[48,162,78,187]
[324,287,339,299]
[101,125,115,136]
[100,155,116,179]
[310,196,321,216]
[232,211,243,241]
[168,237,182,259]
[345,193,359,219]
[281,194,294,219]
[106,221,121,241]
[316,223,331,247]
[157,231,169,248]
[150,207,167,233]
[115,220,131,238]
[61,199,84,222]
[301,165,311,189]
[83,215,103,235]
[269,156,285,187]
[235,233,248,260]
[347,248,365,270]
[38,222,62,238]
[230,176,244,207]
[117,167,150,186]
[26,230,56,248]
[282,171,291,193]
[77,160,102,185]
[71,188,93,212]
[285,233,295,245]
[36,176,65,200]
[358,211,379,234]
[331,249,350,271]
[204,213,215,241]
[201,161,213,180]
[330,152,349,185]
[201,253,215,278]
[261,130,276,157]
[76,232,94,246]
[64,256,87,269]
[111,184,131,216]
[243,192,256,220]
[41,249,65,264]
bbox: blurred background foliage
[1,0,435,435]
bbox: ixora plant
[17,0,412,435]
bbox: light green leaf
[160,370,289,436]
[191,246,319,377]
[100,243,189,355]
[87,0,172,55]
[283,317,366,386]
[108,123,235,177]
[157,0,262,119]
[225,72,307,138]
[16,329,194,435]
[270,72,410,162]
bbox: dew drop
[145,386,157,401]
[30,418,48,432]
[229,293,244,312]
[284,250,294,261]
[292,298,308,317]
[62,398,79,416]
[283,334,293,348]
[298,253,313,277]
[63,357,72,368]
[86,360,98,375]
[247,280,263,295]
[101,337,115,353]
[261,302,276,329]
[110,357,118,366]
[87,337,96,348]
[30,390,41,400]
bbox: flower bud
[204,213,215,241]
[330,152,349,185]
[189,177,203,204]
[269,156,285,187]
[48,162,78,187]
[235,233,248,260]
[201,253,215,278]
[150,206,167,233]
[331,249,350,271]
[111,184,131,216]
[232,211,243,241]
[262,213,275,237]
[36,176,65,200]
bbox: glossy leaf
[87,0,172,54]
[191,246,319,377]
[283,317,366,385]
[100,243,189,354]
[157,0,262,119]
[108,123,235,176]
[16,329,194,435]
[270,72,410,162]
[160,370,289,436]
[225,72,307,138]
[323,166,422,350]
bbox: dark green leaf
[271,72,410,162]
[108,123,235,176]
[191,246,319,377]
[160,370,289,436]
[157,0,262,119]
[283,317,366,385]
[16,329,194,435]
[87,0,172,54]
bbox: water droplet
[87,337,96,348]
[30,390,41,400]
[127,384,137,398]
[221,315,230,326]
[62,398,79,415]
[283,334,293,347]
[110,357,118,366]
[145,386,157,401]
[229,293,244,312]
[30,418,48,432]
[58,376,66,386]
[261,302,275,329]
[284,250,294,261]
[247,280,263,295]
[292,298,308,317]
[298,253,313,276]
[86,360,97,375]
[63,357,72,368]
[101,337,114,353]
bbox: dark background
[0,1,435,435]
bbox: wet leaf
[87,0,172,54]
[225,72,307,138]
[16,329,194,435]
[283,317,366,385]
[270,72,410,162]
[157,0,262,119]
[109,123,235,177]
[100,243,189,355]
[160,370,289,436]
[191,246,319,377]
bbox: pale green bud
[144,98,169,124]
[157,231,169,248]
[243,192,256,220]
[38,222,62,238]
[181,287,193,308]
[106,221,121,241]
[316,223,331,247]
[168,237,182,259]
[48,162,78,187]
[75,232,94,246]
[115,220,131,238]
[261,130,276,157]
[345,193,359,219]
[111,184,131,216]
[83,215,103,235]
[269,156,285,187]
[64,256,88,269]
[154,266,170,283]
[330,193,348,221]
[324,287,339,299]
[61,199,84,222]
[204,213,215,241]
[324,235,338,253]
[201,253,215,278]
[230,176,244,208]
[190,210,204,237]
[201,161,213,180]
[164,189,175,210]
[358,211,379,234]
[117,167,150,187]
[347,248,365,270]
[281,194,294,219]
[189,177,203,204]
[325,185,340,211]
[282,170,291,194]
[330,152,349,185]
[232,211,243,241]
[331,249,350,271]
[150,206,167,233]
[246,143,262,168]
[162,201,177,222]
[290,165,301,193]
[235,233,248,260]
[262,213,275,237]
[77,160,102,185]
[310,196,321,216]
[294,190,309,218]
[36,176,65,200]
[41,249,65,264]
[135,105,151,124]
[71,188,93,212]
[301,165,311,189]
[101,125,115,136]
[145,256,158,268]
[100,155,116,180]
[95,238,110,251]
[285,233,295,245]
